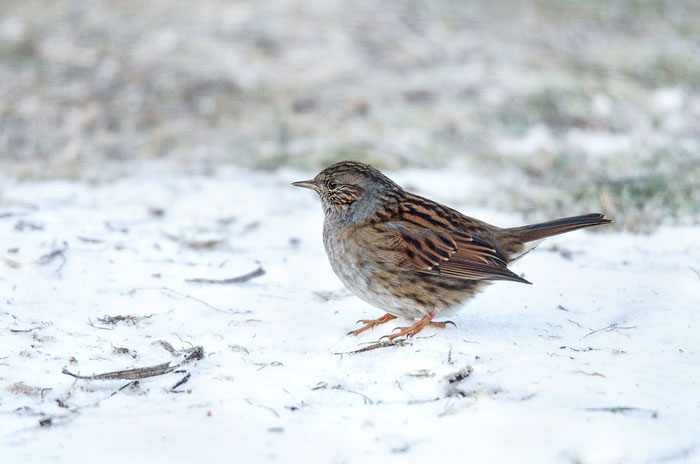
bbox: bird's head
[292,161,399,219]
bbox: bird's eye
[327,180,338,190]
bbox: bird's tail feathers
[507,213,611,243]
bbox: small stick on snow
[97,314,154,325]
[63,362,177,380]
[585,406,658,418]
[37,241,69,275]
[244,399,280,418]
[336,339,412,355]
[582,323,637,339]
[62,346,204,381]
[170,373,191,392]
[157,340,176,354]
[332,385,374,405]
[573,369,606,377]
[87,319,114,330]
[124,286,246,313]
[185,266,265,284]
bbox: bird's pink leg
[348,313,397,336]
[380,311,455,341]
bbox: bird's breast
[323,224,366,290]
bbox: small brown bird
[293,161,611,340]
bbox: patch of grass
[317,145,401,171]
[494,86,592,136]
[525,87,590,128]
[254,144,416,172]
[507,148,700,232]
[0,39,37,64]
[229,344,250,354]
[534,0,700,24]
[628,54,700,89]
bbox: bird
[292,161,611,341]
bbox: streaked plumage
[293,161,611,340]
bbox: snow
[652,88,686,114]
[1,165,699,463]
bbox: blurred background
[0,0,698,231]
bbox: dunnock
[293,161,611,340]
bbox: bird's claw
[430,320,457,329]
[378,314,455,341]
[347,313,397,336]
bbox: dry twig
[170,373,191,392]
[124,286,246,313]
[335,339,411,355]
[62,346,203,381]
[37,241,69,274]
[186,266,265,284]
[582,323,637,339]
[585,406,658,418]
[97,314,154,325]
[162,231,225,249]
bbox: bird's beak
[291,180,319,192]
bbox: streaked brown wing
[376,222,531,284]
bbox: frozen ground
[1,165,698,463]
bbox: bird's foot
[380,311,453,341]
[347,313,397,336]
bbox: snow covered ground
[1,165,699,463]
